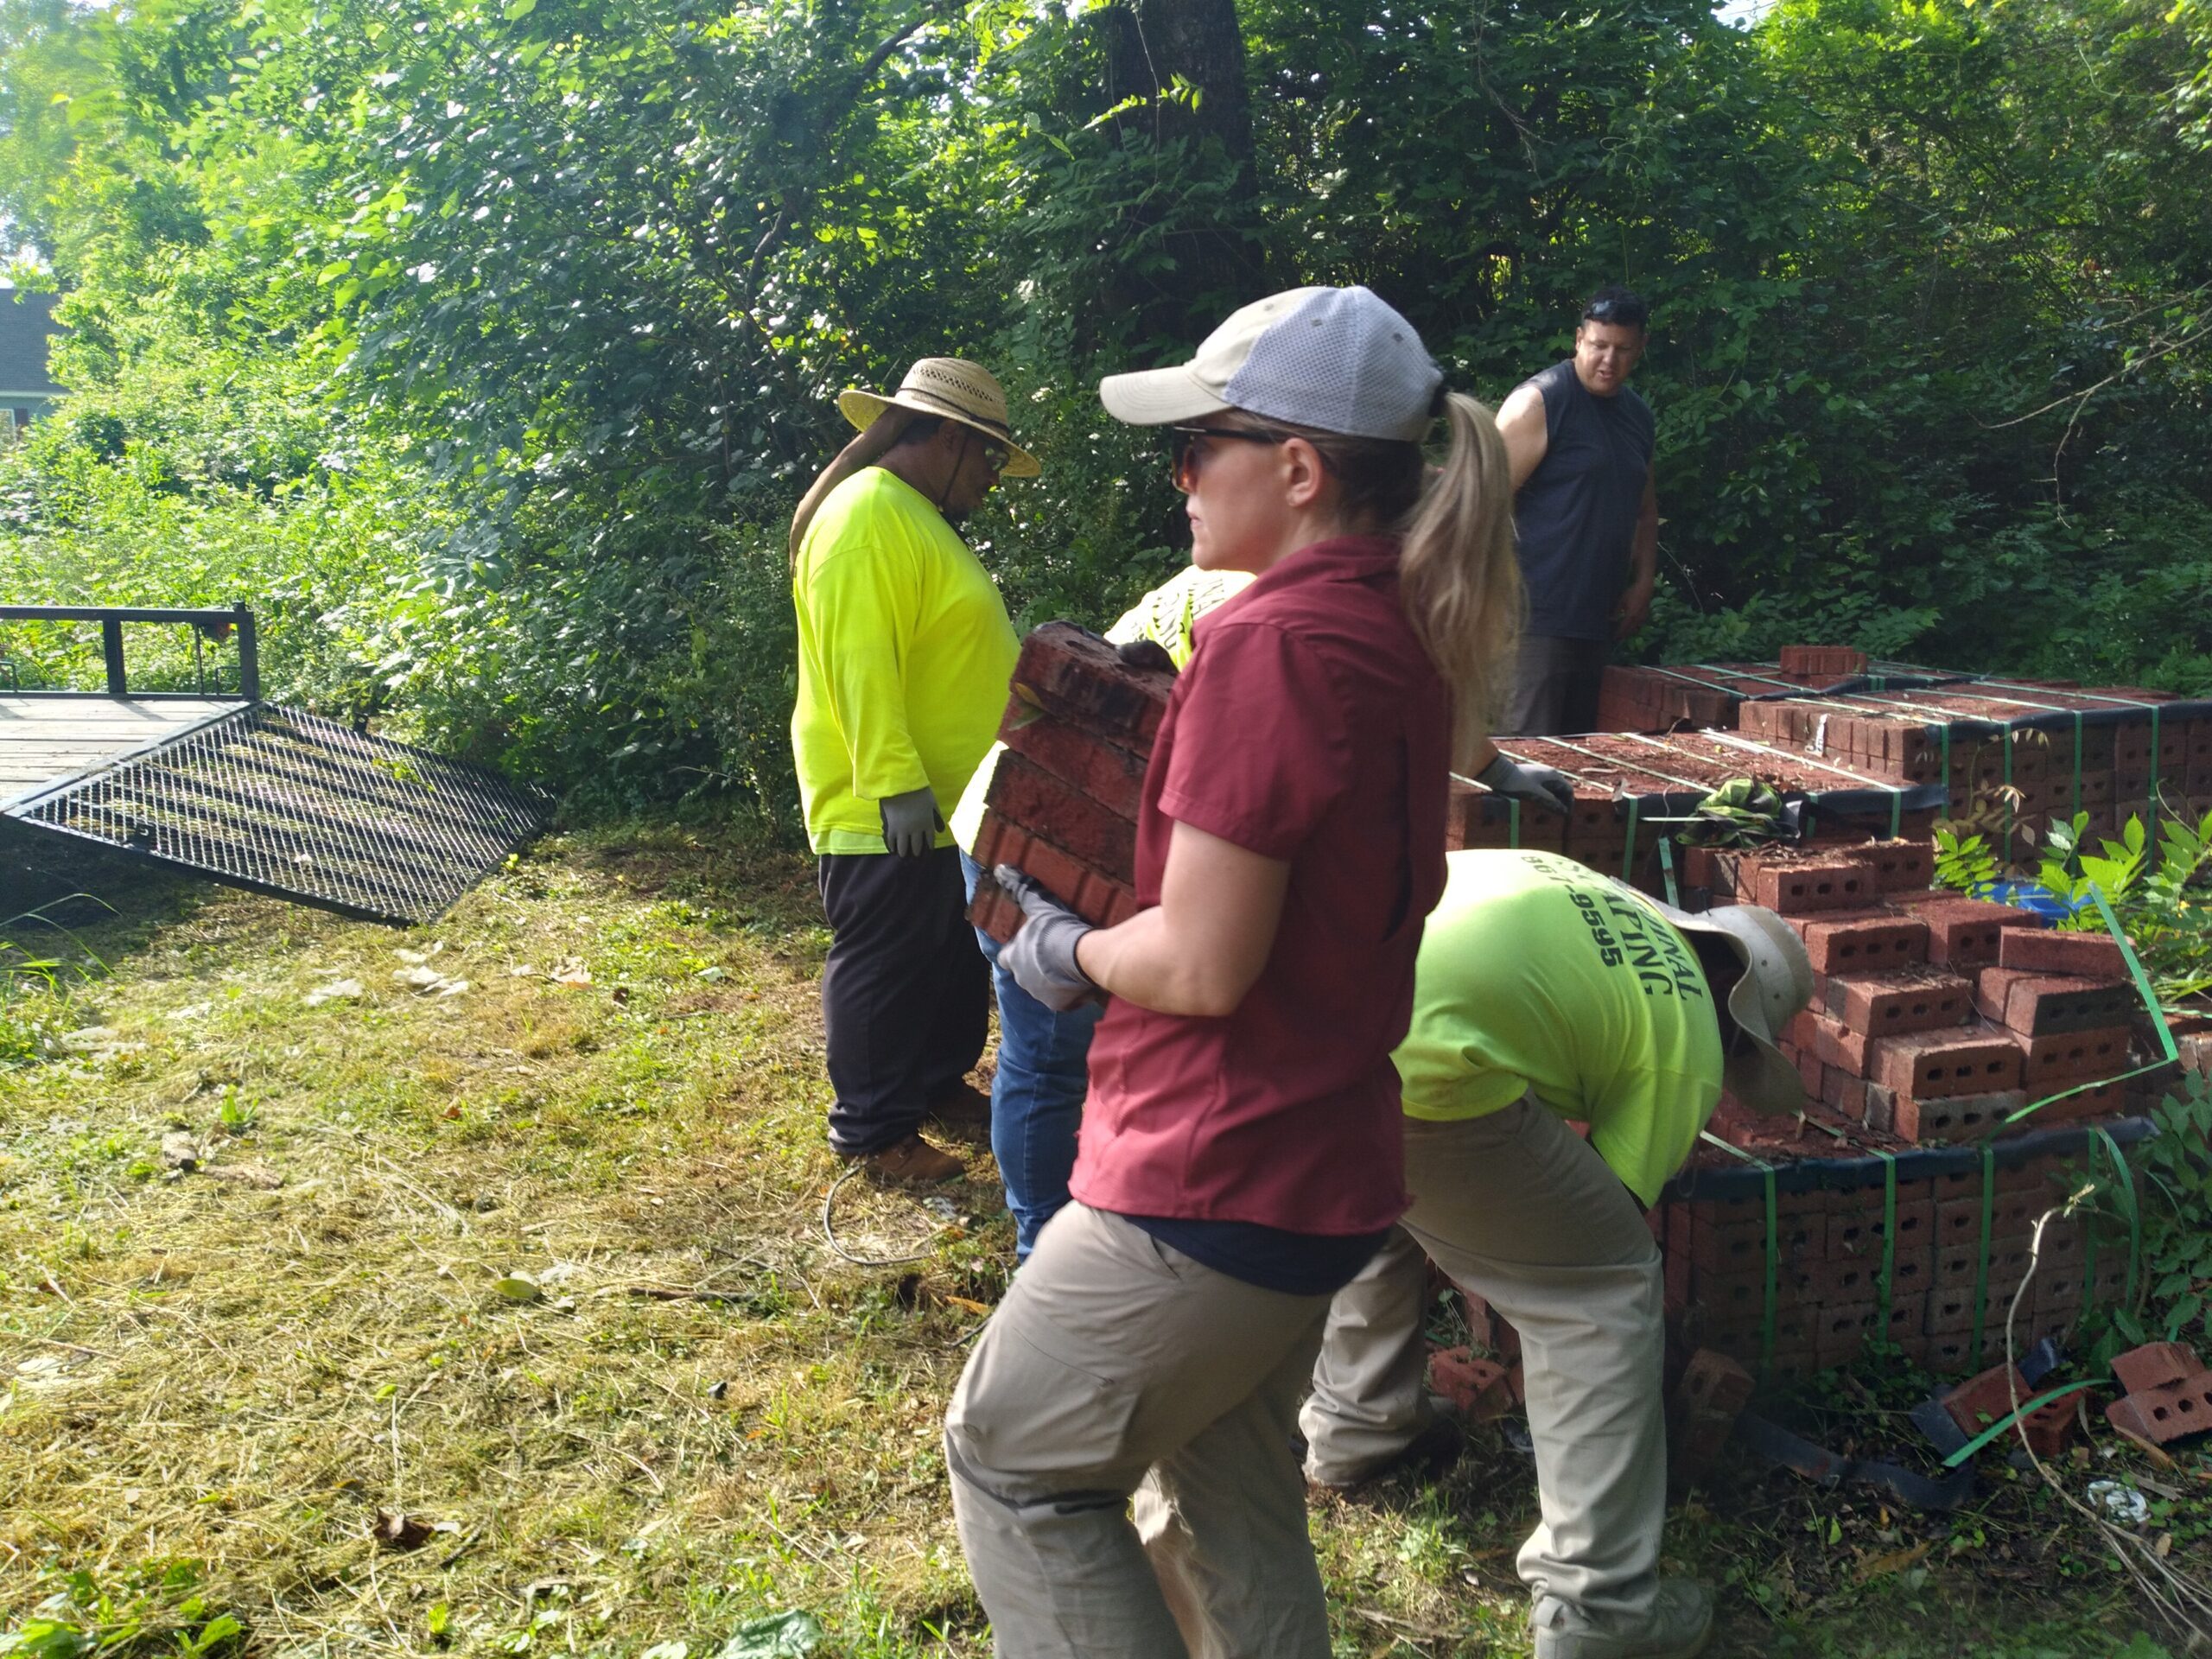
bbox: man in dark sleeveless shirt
[1496,288,1658,734]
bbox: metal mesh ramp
[3,703,549,925]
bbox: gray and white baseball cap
[1098,286,1444,442]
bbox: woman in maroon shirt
[946,287,1522,1658]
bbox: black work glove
[1114,639,1178,676]
[1475,751,1575,813]
[993,864,1102,1011]
[879,786,943,858]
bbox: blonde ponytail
[1398,391,1523,769]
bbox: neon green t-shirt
[950,564,1256,853]
[1394,849,1726,1206]
[791,467,1020,855]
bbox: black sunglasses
[1165,423,1288,489]
[1582,299,1649,327]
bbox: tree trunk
[1094,0,1270,340]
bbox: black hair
[886,413,949,448]
[1581,285,1649,330]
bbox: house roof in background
[0,291,65,397]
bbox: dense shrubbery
[1,0,2207,830]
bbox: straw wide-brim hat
[838,358,1040,478]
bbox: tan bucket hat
[838,358,1040,478]
[1641,892,1815,1116]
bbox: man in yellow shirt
[790,359,1034,1181]
[1301,850,1813,1659]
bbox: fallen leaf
[393,966,443,989]
[394,949,429,965]
[305,979,363,1007]
[494,1274,543,1304]
[161,1132,202,1172]
[551,957,593,988]
[1855,1539,1933,1582]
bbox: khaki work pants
[1300,1099,1668,1624]
[946,1201,1338,1659]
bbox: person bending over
[1302,849,1814,1659]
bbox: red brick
[1428,1347,1516,1421]
[974,812,1135,931]
[1815,1301,1880,1366]
[1858,837,1937,893]
[1779,644,1869,677]
[2107,1370,2212,1446]
[967,877,1022,944]
[1821,969,1974,1037]
[1919,898,2038,968]
[2014,1025,2133,1093]
[1868,1084,2027,1143]
[1746,851,1878,914]
[1790,1010,1873,1075]
[986,752,1135,886]
[1010,621,1173,745]
[1669,1348,1755,1484]
[1791,908,1929,976]
[1944,1362,2033,1436]
[1825,1065,1869,1120]
[1973,968,2139,1036]
[1000,701,1149,819]
[1997,926,2125,980]
[1684,1208,1826,1274]
[1872,1026,2024,1099]
[2112,1341,2202,1396]
[2018,1391,2083,1459]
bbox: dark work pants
[1500,634,1612,736]
[817,847,989,1156]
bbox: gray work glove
[879,785,943,858]
[993,864,1102,1012]
[1114,639,1178,676]
[1475,751,1575,813]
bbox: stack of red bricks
[1662,1148,2126,1378]
[968,624,1166,944]
[1446,731,1943,886]
[1738,682,2212,854]
[2106,1341,2212,1449]
[1592,645,1960,734]
[1700,843,2147,1143]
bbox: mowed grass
[0,826,2187,1657]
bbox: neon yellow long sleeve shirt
[790,467,1020,855]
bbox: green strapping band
[1508,796,1521,851]
[1622,797,1641,881]
[2091,1122,2142,1311]
[1970,1142,1996,1372]
[1941,1378,2102,1468]
[1658,835,1680,908]
[1700,1130,1779,1380]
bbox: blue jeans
[963,853,1105,1258]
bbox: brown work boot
[852,1133,963,1184]
[926,1079,993,1129]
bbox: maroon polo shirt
[1070,534,1452,1236]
